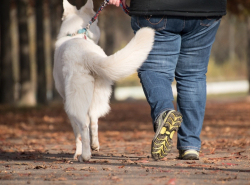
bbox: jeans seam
[137,16,167,31]
[200,17,222,27]
[145,15,164,25]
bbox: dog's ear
[85,0,94,10]
[79,0,95,16]
[62,0,77,20]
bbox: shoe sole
[182,154,199,160]
[151,110,182,160]
[180,150,199,160]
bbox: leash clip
[103,0,109,6]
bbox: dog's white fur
[53,0,154,162]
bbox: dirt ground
[0,99,250,185]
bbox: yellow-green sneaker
[179,149,199,160]
[151,110,182,160]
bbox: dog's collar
[67,28,91,40]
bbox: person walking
[109,0,227,160]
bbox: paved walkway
[0,100,249,184]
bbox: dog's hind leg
[64,73,94,162]
[89,117,99,151]
[88,80,112,153]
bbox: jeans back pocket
[137,15,167,31]
[200,16,222,27]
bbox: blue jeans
[131,15,221,151]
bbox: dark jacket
[129,0,227,17]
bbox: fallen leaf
[54,159,71,164]
[174,163,183,166]
[221,163,238,166]
[121,159,134,164]
[92,160,110,164]
[64,167,77,172]
[203,158,214,164]
[210,148,216,154]
[217,176,237,181]
[167,178,176,185]
[34,165,47,169]
[57,177,67,181]
[102,167,112,171]
[195,171,207,175]
[199,153,205,157]
[0,174,12,180]
[185,161,196,164]
[160,170,171,173]
[110,176,122,182]
[80,167,98,172]
[18,173,31,177]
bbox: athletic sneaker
[179,149,199,160]
[151,110,182,160]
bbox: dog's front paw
[73,143,82,160]
[78,152,91,162]
[73,152,82,160]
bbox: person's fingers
[112,0,120,7]
[116,0,120,7]
[109,0,118,7]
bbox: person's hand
[109,0,119,7]
[109,0,126,7]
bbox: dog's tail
[87,27,155,81]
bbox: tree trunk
[27,0,37,105]
[36,0,47,104]
[50,0,63,101]
[17,0,36,106]
[10,0,20,102]
[0,0,14,104]
[247,16,250,95]
[44,0,53,101]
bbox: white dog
[53,0,154,162]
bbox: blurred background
[0,0,250,106]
